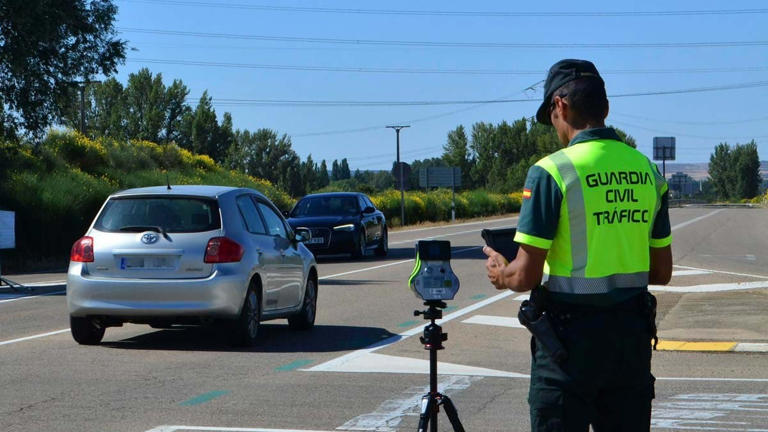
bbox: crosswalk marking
[462,314,524,328]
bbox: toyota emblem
[141,232,159,244]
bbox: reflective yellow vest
[531,139,668,294]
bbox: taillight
[204,237,244,263]
[70,236,94,262]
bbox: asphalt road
[1,208,766,432]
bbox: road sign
[653,137,676,161]
[0,211,14,249]
[419,167,462,188]
[392,162,411,189]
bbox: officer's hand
[483,246,508,291]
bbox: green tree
[163,79,191,144]
[0,0,126,138]
[227,128,303,195]
[331,160,341,181]
[123,68,167,142]
[733,141,762,199]
[613,127,637,148]
[317,160,330,188]
[708,143,734,200]
[214,112,235,161]
[302,154,319,193]
[90,78,125,138]
[340,158,351,179]
[442,125,474,189]
[189,91,222,159]
[469,122,497,189]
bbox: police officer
[484,59,673,431]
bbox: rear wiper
[118,225,170,240]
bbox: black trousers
[528,306,655,432]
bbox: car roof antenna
[166,171,172,190]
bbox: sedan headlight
[333,224,355,231]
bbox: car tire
[352,229,366,259]
[288,277,317,330]
[375,226,388,257]
[70,316,105,345]
[230,283,261,347]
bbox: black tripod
[414,300,465,432]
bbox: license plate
[120,256,174,269]
[308,237,325,244]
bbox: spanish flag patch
[522,188,532,199]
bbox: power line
[609,119,768,141]
[195,97,537,107]
[185,80,768,107]
[118,1,768,18]
[610,112,768,126]
[127,58,768,76]
[292,86,542,138]
[118,28,768,49]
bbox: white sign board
[0,211,15,249]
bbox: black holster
[644,291,659,350]
[518,289,568,363]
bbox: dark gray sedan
[67,185,318,347]
[286,192,387,258]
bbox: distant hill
[662,161,768,180]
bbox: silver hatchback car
[67,185,318,346]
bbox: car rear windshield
[291,196,360,217]
[93,196,221,233]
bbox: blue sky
[113,0,767,170]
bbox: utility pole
[73,80,100,134]
[386,125,410,226]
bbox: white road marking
[311,352,527,378]
[735,343,768,353]
[0,279,66,289]
[652,409,727,420]
[673,395,768,402]
[657,377,768,383]
[24,279,66,286]
[671,209,725,231]
[652,393,768,431]
[319,260,414,280]
[319,246,481,281]
[390,216,518,235]
[0,290,66,304]
[649,280,768,293]
[304,290,515,373]
[515,294,530,301]
[337,375,479,431]
[674,265,768,280]
[146,427,336,432]
[0,329,69,346]
[389,225,516,246]
[462,315,524,328]
[672,270,712,277]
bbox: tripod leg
[417,394,436,432]
[439,394,466,432]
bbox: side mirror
[362,206,376,214]
[294,228,312,243]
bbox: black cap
[536,59,604,125]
